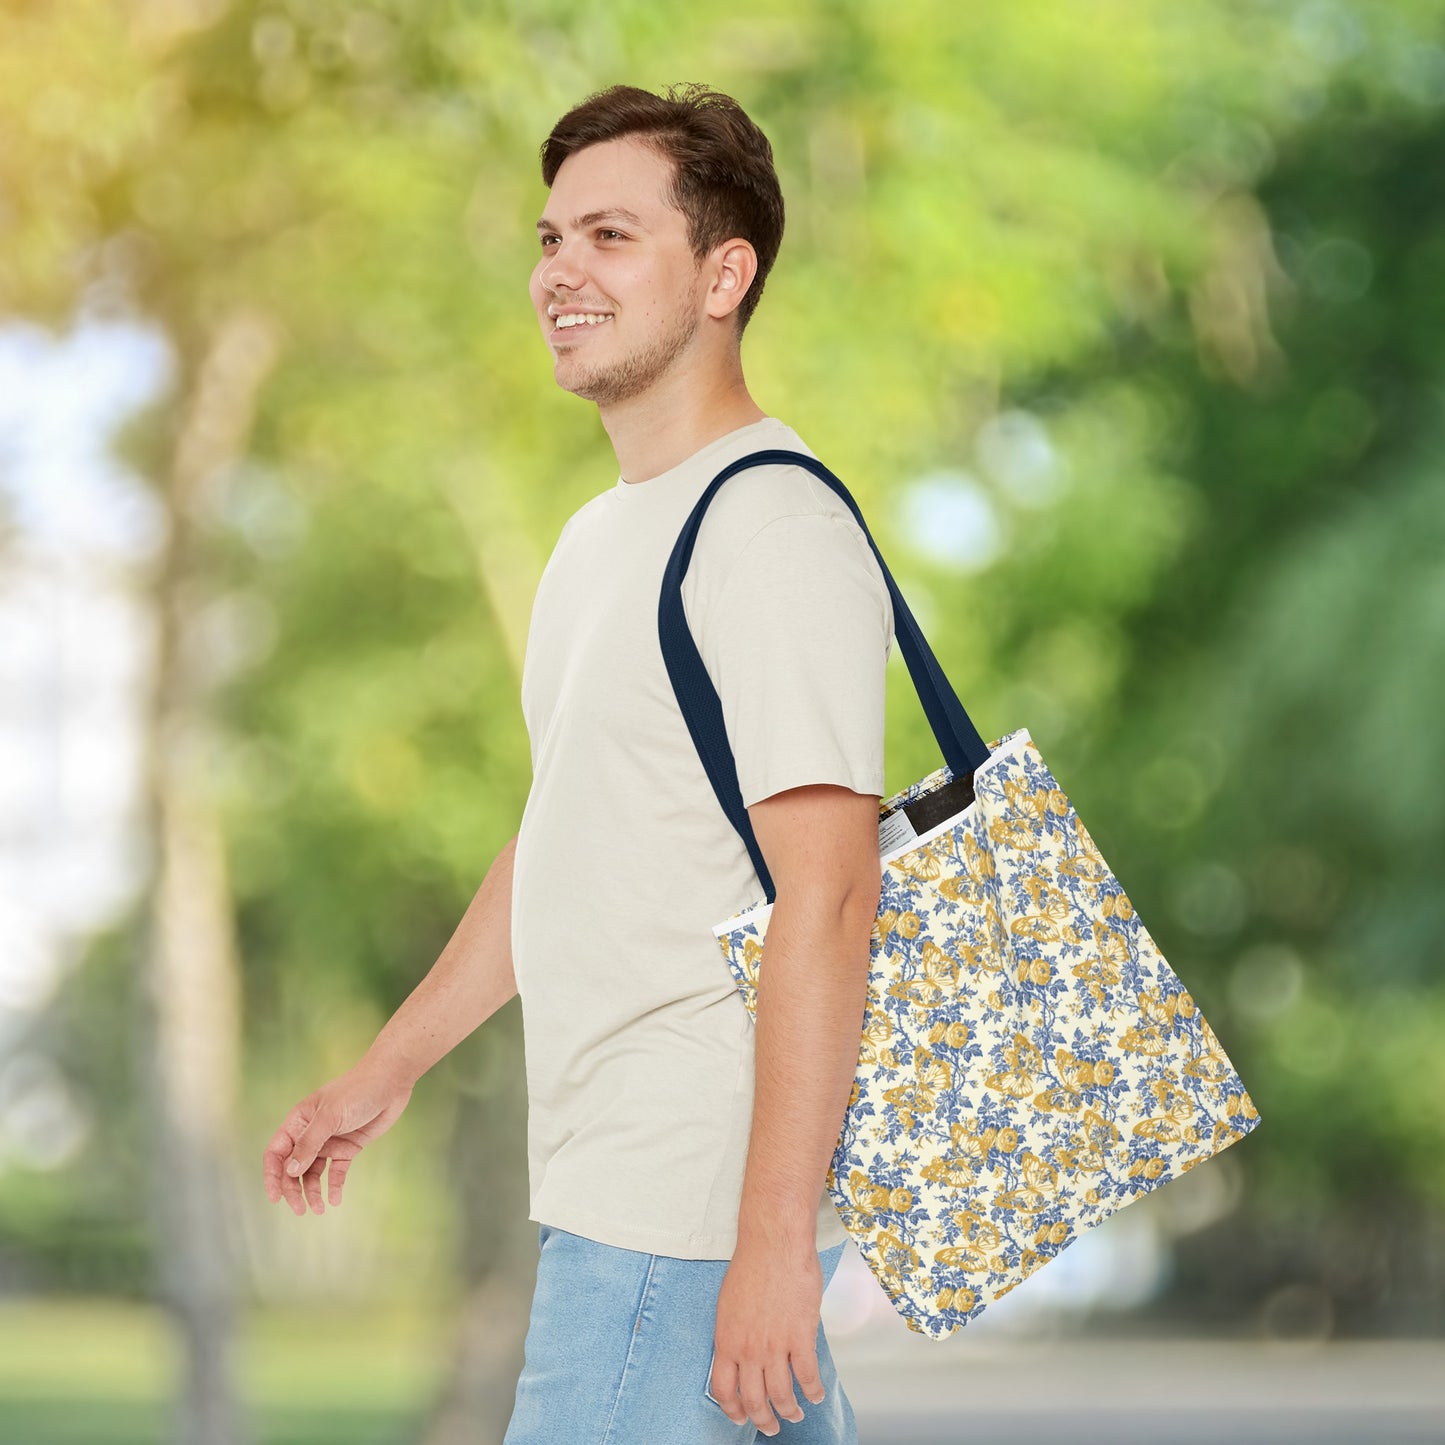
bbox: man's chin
[553,364,638,407]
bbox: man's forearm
[735,892,875,1253]
[361,831,520,1089]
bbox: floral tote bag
[658,449,1263,1340]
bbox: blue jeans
[503,1223,858,1444]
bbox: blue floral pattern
[713,726,1262,1339]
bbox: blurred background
[2,0,1443,1441]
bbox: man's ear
[706,237,758,323]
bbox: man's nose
[539,238,585,291]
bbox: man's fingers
[261,1122,303,1202]
[300,1156,328,1214]
[765,1356,804,1425]
[283,1103,339,1180]
[261,1104,323,1215]
[709,1356,746,1425]
[263,1084,384,1216]
[737,1360,780,1437]
[327,1156,353,1204]
[792,1350,826,1406]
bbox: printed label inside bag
[877,809,918,854]
[878,772,979,856]
[901,772,976,834]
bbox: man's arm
[362,829,521,1089]
[708,783,879,1430]
[733,784,881,1252]
[263,829,522,1212]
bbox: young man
[262,82,893,1444]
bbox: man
[262,81,893,1443]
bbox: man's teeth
[555,313,614,328]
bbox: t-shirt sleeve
[698,510,893,810]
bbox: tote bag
[658,448,1263,1341]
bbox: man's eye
[539,230,624,247]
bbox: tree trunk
[418,1011,538,1445]
[138,310,281,1445]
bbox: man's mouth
[552,312,615,337]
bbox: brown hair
[539,82,785,336]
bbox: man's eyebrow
[535,208,646,233]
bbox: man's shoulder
[694,425,855,556]
[553,486,615,544]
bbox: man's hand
[709,1239,828,1437]
[261,1060,414,1216]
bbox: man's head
[530,82,785,407]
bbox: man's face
[530,136,711,406]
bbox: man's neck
[602,364,767,486]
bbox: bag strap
[657,447,992,904]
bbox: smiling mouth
[551,314,615,341]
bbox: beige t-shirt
[511,415,895,1259]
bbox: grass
[0,1295,451,1444]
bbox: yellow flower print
[895,848,946,886]
[937,872,974,903]
[936,1284,977,1312]
[1128,1154,1167,1181]
[741,934,765,989]
[960,936,1007,976]
[1059,824,1111,890]
[876,1229,924,1292]
[1070,919,1127,1004]
[924,1019,971,1049]
[1032,1047,1096,1114]
[1009,874,1073,943]
[996,1150,1060,1213]
[991,813,1043,852]
[1056,1108,1121,1173]
[1000,775,1045,824]
[1210,1117,1251,1150]
[938,1210,1002,1272]
[1132,1078,1195,1144]
[1183,1016,1232,1083]
[883,1048,955,1134]
[1226,1091,1260,1122]
[984,1032,1045,1098]
[1119,985,1181,1056]
[1092,916,1133,971]
[857,1006,895,1068]
[930,1119,995,1184]
[920,1151,978,1191]
[896,939,960,1009]
[838,1170,894,1234]
[962,831,997,882]
[1017,955,1053,986]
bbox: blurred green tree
[1,12,1442,1442]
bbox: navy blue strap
[657,448,991,904]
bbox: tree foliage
[3,0,1443,1329]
